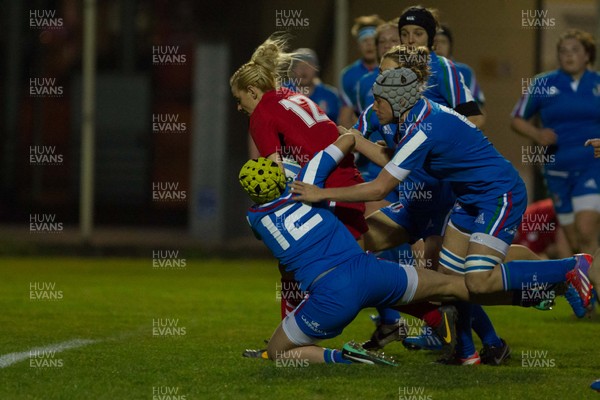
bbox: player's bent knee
[464,272,494,295]
[463,254,501,294]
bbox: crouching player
[239,134,472,365]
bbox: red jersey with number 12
[249,88,366,237]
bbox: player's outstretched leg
[266,319,397,366]
[566,254,595,308]
[587,242,600,392]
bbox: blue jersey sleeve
[434,55,474,108]
[384,127,431,182]
[297,145,345,188]
[356,72,377,114]
[339,67,356,108]
[511,73,545,120]
[246,216,262,240]
[456,62,485,105]
[353,104,381,139]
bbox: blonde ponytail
[230,33,298,92]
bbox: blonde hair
[557,29,596,65]
[375,18,400,42]
[351,15,385,38]
[230,34,298,92]
[382,45,431,83]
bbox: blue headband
[357,26,377,41]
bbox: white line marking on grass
[0,338,98,368]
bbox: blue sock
[500,258,576,290]
[323,348,351,364]
[454,302,476,358]
[376,307,400,325]
[471,305,502,347]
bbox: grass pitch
[0,257,598,399]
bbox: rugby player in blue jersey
[352,6,505,362]
[512,29,600,256]
[240,133,472,366]
[338,15,384,128]
[433,25,485,107]
[288,48,341,123]
[291,65,596,365]
[356,19,401,115]
[352,21,414,351]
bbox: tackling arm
[341,127,394,167]
[291,167,399,203]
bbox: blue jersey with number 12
[246,145,363,291]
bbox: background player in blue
[292,67,595,364]
[356,19,400,114]
[338,15,383,128]
[397,5,484,128]
[287,48,341,123]
[354,19,400,203]
[433,24,485,107]
[239,134,476,366]
[339,16,407,350]
[353,23,413,352]
[511,29,600,256]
